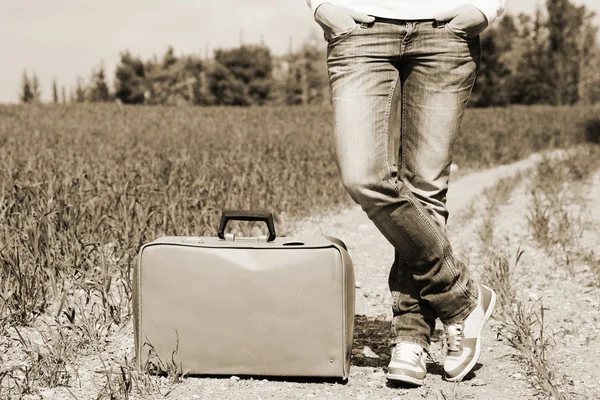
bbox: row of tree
[473,0,600,106]
[19,0,600,107]
[20,65,110,104]
[21,42,328,107]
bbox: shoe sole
[445,285,497,382]
[386,372,424,386]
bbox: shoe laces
[392,343,423,364]
[444,322,464,353]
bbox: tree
[31,73,42,103]
[580,46,600,104]
[506,10,555,104]
[470,28,511,107]
[52,78,59,104]
[145,47,205,105]
[61,86,67,104]
[207,61,249,106]
[214,45,275,105]
[284,41,329,105]
[75,77,86,102]
[88,62,111,102]
[545,0,596,105]
[19,70,34,103]
[576,10,598,104]
[114,51,147,104]
[162,46,177,69]
[547,0,570,105]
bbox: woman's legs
[327,19,479,350]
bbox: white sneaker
[386,342,427,386]
[443,284,497,382]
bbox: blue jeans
[326,18,480,350]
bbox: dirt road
[42,150,599,400]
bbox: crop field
[0,104,599,398]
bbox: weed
[526,188,552,245]
[477,172,524,257]
[583,251,600,288]
[483,250,519,314]
[94,356,161,400]
[477,170,568,399]
[525,147,600,276]
[499,302,566,400]
[94,335,185,399]
[1,324,75,396]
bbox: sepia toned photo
[1,0,599,399]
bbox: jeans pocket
[326,23,360,45]
[445,22,475,40]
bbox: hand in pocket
[315,3,374,39]
[434,5,488,37]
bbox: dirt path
[42,151,589,400]
[461,164,600,399]
[160,153,552,400]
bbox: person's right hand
[314,3,375,39]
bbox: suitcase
[133,210,355,379]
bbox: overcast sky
[1,0,599,103]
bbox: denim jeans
[326,18,480,350]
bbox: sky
[1,0,599,104]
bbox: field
[1,104,599,399]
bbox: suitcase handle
[218,210,277,242]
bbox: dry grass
[479,204,567,398]
[526,146,600,275]
[0,104,598,397]
[476,144,600,399]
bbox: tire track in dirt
[278,153,562,399]
[473,163,600,399]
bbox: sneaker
[443,284,497,382]
[386,342,427,386]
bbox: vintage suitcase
[133,210,355,379]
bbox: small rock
[230,375,240,381]
[362,346,380,359]
[450,163,459,172]
[355,281,362,288]
[528,292,540,302]
[363,292,370,298]
[511,372,524,380]
[470,378,486,386]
